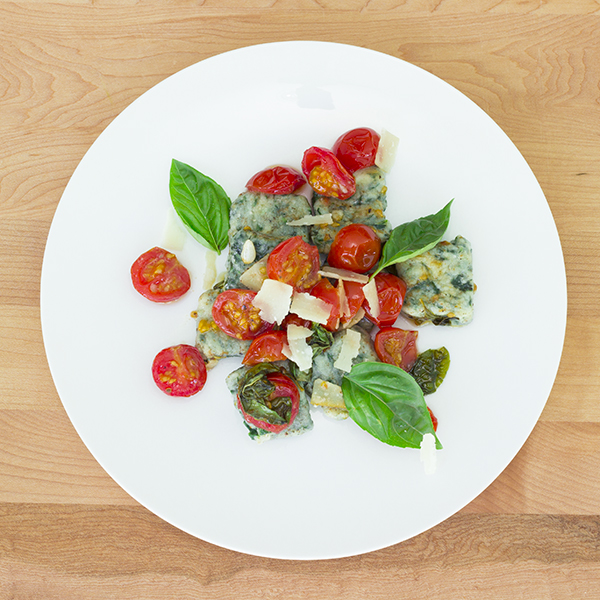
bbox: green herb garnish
[411,347,451,395]
[169,159,231,254]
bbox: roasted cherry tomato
[364,272,407,327]
[301,146,356,200]
[340,280,366,325]
[131,247,191,303]
[333,127,380,173]
[212,289,273,340]
[328,224,382,274]
[242,330,288,365]
[310,278,341,331]
[237,365,300,433]
[152,344,207,397]
[281,313,313,330]
[428,407,438,432]
[246,165,306,195]
[374,327,419,372]
[267,236,321,291]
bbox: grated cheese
[333,328,361,372]
[252,279,293,325]
[362,277,381,319]
[290,292,332,325]
[283,324,313,371]
[420,433,437,475]
[287,213,333,226]
[375,129,399,173]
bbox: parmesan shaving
[252,279,293,325]
[420,433,437,475]
[290,292,332,325]
[161,207,187,251]
[375,129,399,173]
[311,379,346,409]
[283,324,313,371]
[239,256,268,291]
[343,306,365,329]
[318,267,369,284]
[287,213,333,226]
[333,328,361,372]
[362,277,380,319]
[337,279,350,319]
[203,250,218,290]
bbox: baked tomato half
[267,236,321,291]
[310,278,341,331]
[328,224,382,274]
[131,247,191,303]
[242,330,288,365]
[374,327,419,372]
[212,289,273,340]
[332,127,380,173]
[152,344,207,397]
[237,365,300,433]
[301,146,356,200]
[364,272,407,327]
[246,165,306,195]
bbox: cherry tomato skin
[131,247,191,303]
[267,236,321,291]
[333,128,381,173]
[327,224,382,274]
[364,272,408,327]
[301,147,356,200]
[246,165,306,195]
[281,313,313,330]
[428,407,438,432]
[242,330,288,365]
[212,289,273,340]
[374,327,419,372]
[310,278,341,331]
[238,372,300,433]
[152,344,207,397]
[341,280,365,325]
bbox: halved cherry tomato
[212,289,273,340]
[246,165,306,195]
[131,247,191,303]
[428,407,438,431]
[301,147,356,200]
[328,224,382,274]
[333,127,380,173]
[374,327,419,372]
[242,330,288,365]
[281,313,313,330]
[310,278,341,331]
[152,344,207,397]
[238,368,300,433]
[340,280,365,325]
[364,272,407,327]
[267,236,321,291]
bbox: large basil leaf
[169,159,231,254]
[371,200,453,277]
[342,361,441,449]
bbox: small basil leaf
[411,347,451,395]
[342,361,441,449]
[372,200,453,277]
[169,159,231,254]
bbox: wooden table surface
[2,1,599,598]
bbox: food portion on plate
[129,127,476,464]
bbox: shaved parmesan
[290,292,332,325]
[337,279,350,319]
[239,256,268,291]
[363,277,380,319]
[311,379,346,409]
[203,250,218,290]
[318,267,369,284]
[343,306,365,329]
[287,213,333,226]
[333,328,361,372]
[420,433,437,475]
[375,129,399,173]
[161,207,187,251]
[283,324,313,371]
[252,279,293,324]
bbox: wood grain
[1,1,600,597]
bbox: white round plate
[41,41,566,560]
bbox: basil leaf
[372,200,453,277]
[342,361,441,449]
[169,159,231,254]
